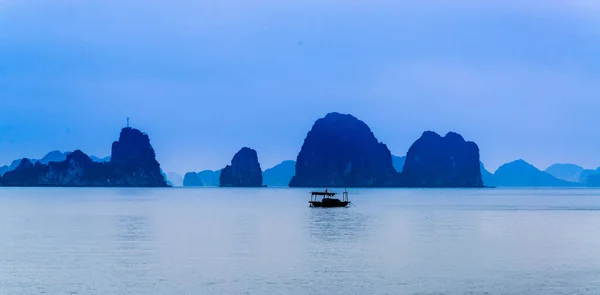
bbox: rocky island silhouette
[0,127,167,187]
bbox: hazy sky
[2,1,600,174]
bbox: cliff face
[289,112,397,187]
[219,147,262,187]
[399,131,483,187]
[0,128,168,187]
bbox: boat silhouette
[309,189,351,208]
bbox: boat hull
[309,200,350,208]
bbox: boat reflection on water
[307,206,369,244]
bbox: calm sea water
[1,188,600,295]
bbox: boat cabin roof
[311,191,336,196]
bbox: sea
[1,187,600,295]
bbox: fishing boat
[309,189,351,208]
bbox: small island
[289,112,398,187]
[0,127,168,187]
[219,147,263,187]
[399,131,483,187]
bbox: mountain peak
[220,147,263,187]
[494,159,577,187]
[290,113,396,187]
[545,163,585,183]
[400,131,482,187]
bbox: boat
[309,189,351,208]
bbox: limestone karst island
[0,127,167,187]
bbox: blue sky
[1,1,600,174]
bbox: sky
[1,0,600,174]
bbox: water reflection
[112,215,157,290]
[112,188,160,203]
[116,215,154,246]
[307,208,370,243]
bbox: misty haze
[1,1,600,295]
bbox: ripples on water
[1,188,600,295]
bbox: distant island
[289,112,398,187]
[0,127,168,187]
[262,160,295,187]
[399,131,483,187]
[183,172,204,187]
[183,170,221,187]
[545,163,584,183]
[487,160,576,187]
[220,147,263,187]
[0,150,109,176]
